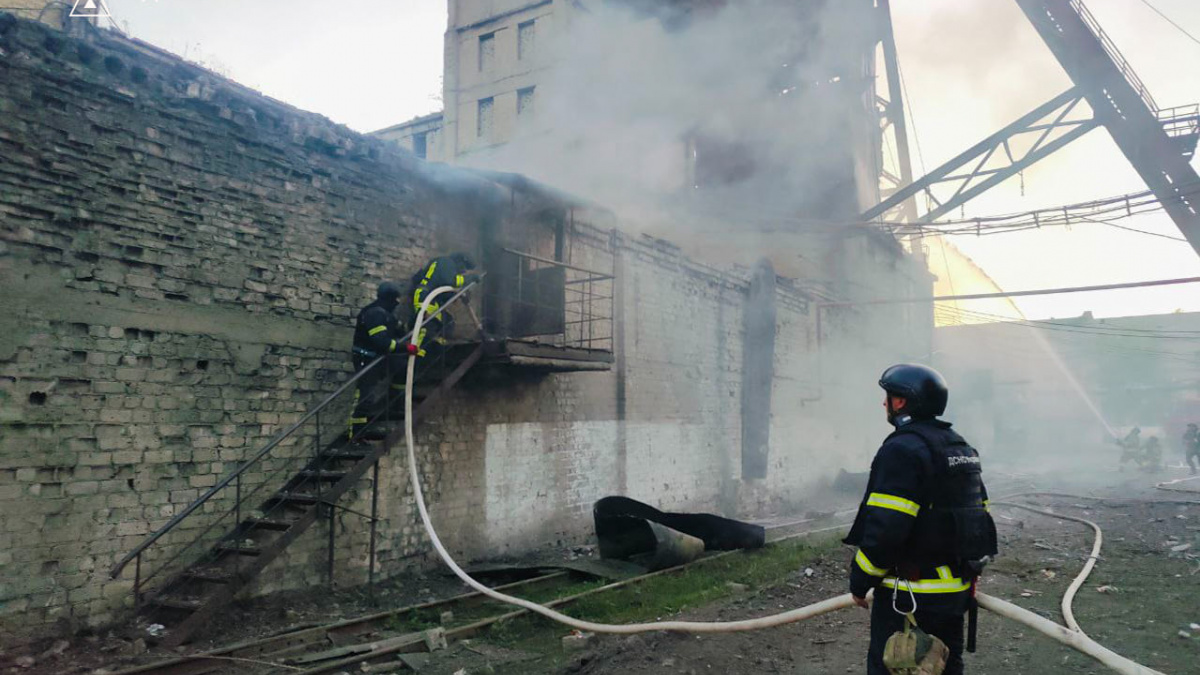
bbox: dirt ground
[7,465,1200,675]
[548,472,1200,675]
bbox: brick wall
[0,15,931,642]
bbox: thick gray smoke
[461,0,877,229]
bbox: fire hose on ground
[989,500,1101,634]
[402,286,1166,674]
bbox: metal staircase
[109,247,617,647]
[109,285,484,647]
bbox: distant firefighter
[1185,423,1200,475]
[1142,436,1163,471]
[1117,427,1143,467]
[845,364,998,675]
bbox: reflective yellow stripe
[983,499,990,512]
[349,417,368,424]
[367,325,388,336]
[881,576,971,594]
[855,550,889,578]
[424,262,438,280]
[455,274,465,287]
[936,565,953,580]
[866,493,921,517]
[389,339,397,353]
[391,383,405,390]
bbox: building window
[517,87,536,117]
[412,132,427,159]
[477,97,494,138]
[479,32,496,72]
[518,20,536,61]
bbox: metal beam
[861,88,1098,223]
[875,0,918,223]
[1015,0,1200,255]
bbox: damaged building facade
[373,0,887,221]
[0,8,930,642]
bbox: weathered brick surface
[0,15,931,642]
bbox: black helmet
[451,252,476,270]
[879,363,949,420]
[377,281,402,301]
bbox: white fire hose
[403,286,1166,673]
[990,500,1102,634]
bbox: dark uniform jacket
[352,299,401,363]
[844,419,996,613]
[412,256,472,311]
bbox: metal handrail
[1070,0,1160,113]
[109,280,480,580]
[501,248,613,279]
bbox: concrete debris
[1041,570,1057,580]
[145,624,165,637]
[803,567,815,577]
[1170,543,1193,553]
[1178,630,1191,639]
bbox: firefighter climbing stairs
[110,250,616,646]
[109,283,486,647]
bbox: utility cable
[1079,216,1189,243]
[934,305,1200,340]
[1137,0,1200,48]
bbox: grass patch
[482,532,844,673]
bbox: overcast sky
[103,0,1200,320]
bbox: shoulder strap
[887,424,947,457]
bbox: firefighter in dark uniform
[1184,423,1200,474]
[409,253,478,357]
[347,281,405,441]
[846,364,998,675]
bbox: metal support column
[327,503,335,587]
[876,0,919,223]
[368,460,380,605]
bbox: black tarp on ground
[592,496,766,564]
